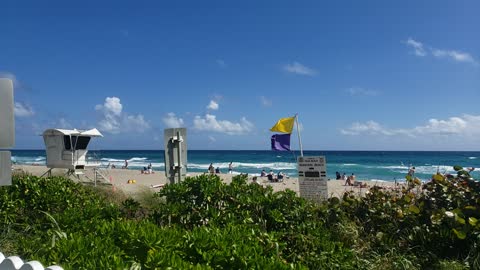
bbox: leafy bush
[332,166,480,268]
[1,168,478,269]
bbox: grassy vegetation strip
[0,169,478,269]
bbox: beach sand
[13,165,397,199]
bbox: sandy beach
[13,164,398,199]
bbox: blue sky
[2,1,479,150]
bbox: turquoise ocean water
[11,150,480,182]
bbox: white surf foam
[188,162,296,170]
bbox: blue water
[10,150,480,182]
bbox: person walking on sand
[228,162,233,174]
[147,163,153,174]
[208,163,215,174]
[408,166,415,177]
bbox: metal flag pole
[295,114,304,157]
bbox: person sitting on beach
[252,176,259,184]
[141,166,149,174]
[215,167,221,174]
[267,171,277,182]
[342,173,347,181]
[260,170,267,177]
[345,175,353,186]
[277,171,285,181]
[345,173,356,186]
[336,171,341,180]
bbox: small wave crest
[188,162,296,170]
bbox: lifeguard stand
[41,128,103,178]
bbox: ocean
[10,150,480,182]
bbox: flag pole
[295,114,303,157]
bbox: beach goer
[141,166,149,174]
[342,173,347,181]
[260,170,267,177]
[345,175,353,186]
[228,162,233,174]
[267,170,277,182]
[277,171,285,181]
[252,176,259,184]
[408,166,415,177]
[215,167,221,174]
[147,163,153,174]
[336,171,341,180]
[345,173,356,186]
[123,160,128,169]
[208,163,215,174]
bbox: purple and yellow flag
[271,134,291,151]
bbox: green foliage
[1,168,479,269]
[152,174,361,268]
[333,165,480,268]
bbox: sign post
[0,78,15,186]
[297,156,328,203]
[164,128,187,184]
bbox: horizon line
[10,149,480,152]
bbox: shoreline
[13,165,397,198]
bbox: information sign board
[297,156,328,202]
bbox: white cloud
[14,102,35,117]
[405,38,477,65]
[341,114,480,137]
[207,100,219,110]
[283,62,317,76]
[432,49,477,64]
[95,97,122,116]
[162,112,184,128]
[406,38,426,56]
[341,121,397,136]
[260,96,272,107]
[216,59,227,68]
[346,87,378,96]
[95,96,150,134]
[193,114,254,135]
[124,114,150,131]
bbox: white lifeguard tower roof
[43,128,103,137]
